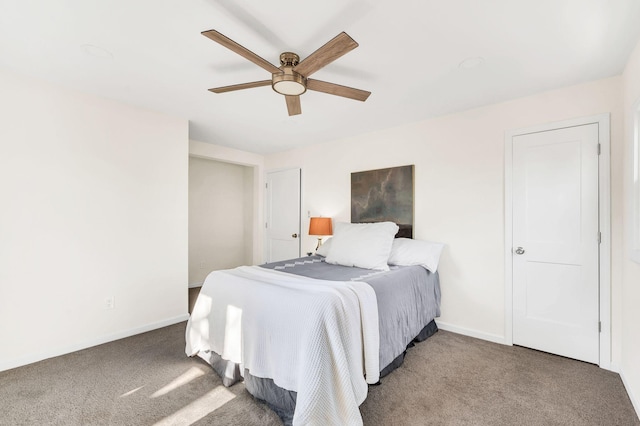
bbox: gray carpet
[0,323,637,426]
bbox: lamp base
[315,237,323,251]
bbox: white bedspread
[185,265,379,426]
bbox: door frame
[504,113,611,370]
[263,167,302,262]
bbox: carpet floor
[0,322,637,425]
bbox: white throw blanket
[185,266,379,426]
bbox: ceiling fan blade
[202,30,282,75]
[209,80,272,93]
[293,32,358,77]
[285,95,302,116]
[307,79,371,101]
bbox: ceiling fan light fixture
[272,70,307,96]
[273,80,306,96]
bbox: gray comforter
[261,256,440,369]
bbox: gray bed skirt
[199,319,439,426]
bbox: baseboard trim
[620,368,640,420]
[436,320,507,345]
[0,314,190,373]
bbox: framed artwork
[351,165,414,238]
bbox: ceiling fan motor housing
[272,52,307,96]
[279,52,299,67]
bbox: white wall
[243,166,255,263]
[265,77,624,356]
[621,38,640,416]
[0,69,188,371]
[189,140,264,265]
[189,157,253,285]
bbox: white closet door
[512,123,599,364]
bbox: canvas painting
[351,165,414,238]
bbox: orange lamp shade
[308,217,333,236]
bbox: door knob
[292,233,298,238]
[514,247,525,255]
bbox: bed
[185,222,443,425]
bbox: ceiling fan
[202,29,371,116]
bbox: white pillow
[388,238,445,272]
[315,237,332,257]
[325,222,399,270]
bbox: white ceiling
[1,0,639,154]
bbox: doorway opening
[188,156,255,289]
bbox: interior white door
[512,123,599,364]
[265,168,301,263]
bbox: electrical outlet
[199,261,205,269]
[105,296,115,309]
